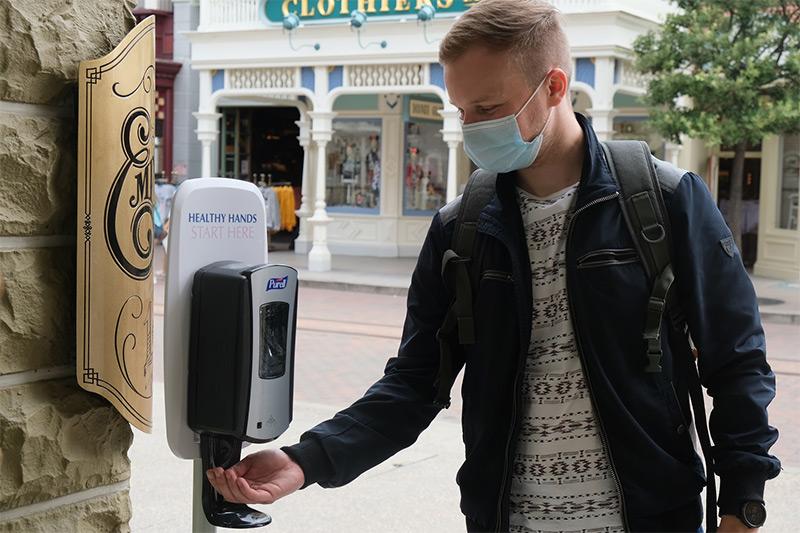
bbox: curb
[298,279,799,323]
[760,311,800,325]
[298,279,409,297]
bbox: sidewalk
[137,249,798,532]
[129,384,465,533]
[750,277,800,324]
[270,251,800,323]
[269,251,414,295]
[130,384,798,533]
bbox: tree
[633,0,800,252]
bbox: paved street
[289,287,800,464]
[133,263,800,532]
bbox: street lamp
[282,14,321,52]
[349,10,388,49]
[417,4,438,44]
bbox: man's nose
[461,112,478,125]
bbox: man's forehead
[443,48,527,105]
[445,73,519,106]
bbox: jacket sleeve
[282,212,453,488]
[665,172,781,516]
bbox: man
[206,1,781,531]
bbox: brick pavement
[763,322,800,362]
[768,373,800,467]
[146,253,798,530]
[151,279,799,464]
[293,288,463,422]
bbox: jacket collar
[481,112,618,230]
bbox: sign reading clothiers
[77,16,156,433]
[266,0,481,23]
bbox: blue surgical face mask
[461,74,553,173]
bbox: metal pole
[192,459,217,533]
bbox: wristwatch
[738,501,767,528]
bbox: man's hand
[718,515,758,532]
[206,449,305,504]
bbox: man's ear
[545,68,570,106]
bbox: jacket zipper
[576,248,639,269]
[565,191,632,532]
[482,270,514,283]
[494,344,526,532]
[478,225,530,533]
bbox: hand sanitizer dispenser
[188,261,298,528]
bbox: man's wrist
[281,438,334,489]
[719,514,759,532]
[718,472,767,517]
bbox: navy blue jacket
[284,114,781,532]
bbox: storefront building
[134,1,183,182]
[186,0,799,279]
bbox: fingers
[236,477,278,504]
[224,468,251,503]
[207,466,269,505]
[205,450,285,505]
[207,467,239,503]
[229,455,254,477]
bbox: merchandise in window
[326,119,381,214]
[779,134,799,230]
[403,121,447,215]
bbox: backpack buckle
[641,223,666,244]
[644,335,663,373]
[648,297,665,313]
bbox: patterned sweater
[508,183,625,533]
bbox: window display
[404,121,447,215]
[326,119,381,213]
[779,134,799,230]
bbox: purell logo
[266,276,288,291]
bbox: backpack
[434,140,717,532]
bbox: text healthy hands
[206,449,305,504]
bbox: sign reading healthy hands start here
[267,0,481,23]
[188,211,259,240]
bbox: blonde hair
[439,0,572,86]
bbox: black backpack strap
[683,326,718,533]
[602,141,717,532]
[600,140,673,374]
[434,169,497,408]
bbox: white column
[439,105,463,203]
[294,115,313,253]
[587,57,616,141]
[307,110,336,272]
[194,112,222,178]
[664,142,683,167]
[194,70,221,178]
[586,109,616,142]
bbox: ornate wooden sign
[77,16,155,432]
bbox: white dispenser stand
[163,178,267,531]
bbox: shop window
[403,121,447,216]
[326,119,381,214]
[220,108,252,180]
[779,134,799,230]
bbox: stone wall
[0,1,136,531]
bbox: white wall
[173,0,204,181]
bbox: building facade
[135,0,184,183]
[186,0,800,279]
